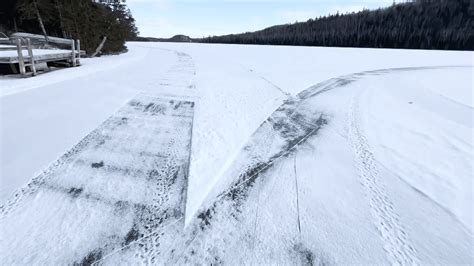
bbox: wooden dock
[0,33,85,77]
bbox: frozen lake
[1,43,472,264]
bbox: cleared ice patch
[0,94,194,265]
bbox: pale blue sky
[127,0,395,38]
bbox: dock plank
[0,49,83,64]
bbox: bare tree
[33,0,49,42]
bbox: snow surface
[1,42,473,264]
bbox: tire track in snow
[348,90,419,265]
[134,45,198,101]
[93,50,198,265]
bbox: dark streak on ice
[91,161,104,168]
[196,110,327,234]
[68,187,84,198]
[293,243,315,266]
[197,209,213,230]
[78,249,102,266]
[189,80,331,265]
[124,225,140,245]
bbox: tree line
[0,0,139,55]
[202,0,473,50]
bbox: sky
[126,0,395,38]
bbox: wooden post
[71,39,76,67]
[76,39,81,66]
[16,39,26,77]
[27,38,37,76]
[9,64,18,74]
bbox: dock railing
[0,32,82,77]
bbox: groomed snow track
[0,95,195,265]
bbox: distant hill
[134,35,193,43]
[201,0,473,50]
[169,35,193,42]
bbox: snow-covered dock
[0,47,82,64]
[0,33,84,77]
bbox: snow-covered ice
[1,42,473,264]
